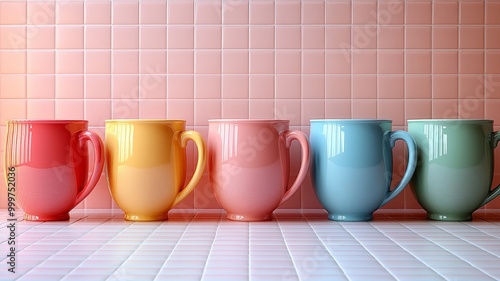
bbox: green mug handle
[479,131,500,207]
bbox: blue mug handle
[379,130,417,207]
[479,131,500,207]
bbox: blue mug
[310,119,417,221]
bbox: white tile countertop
[2,209,500,281]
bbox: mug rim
[7,119,88,124]
[105,119,186,123]
[208,119,289,123]
[310,119,392,123]
[408,119,493,123]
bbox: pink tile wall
[1,0,500,211]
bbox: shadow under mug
[4,120,104,221]
[408,119,500,221]
[105,119,206,221]
[310,119,417,221]
[208,119,310,221]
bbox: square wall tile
[433,100,458,119]
[433,27,458,49]
[0,2,27,24]
[141,27,167,49]
[459,27,484,49]
[406,26,431,49]
[139,100,167,119]
[276,50,301,74]
[27,26,54,49]
[301,99,325,125]
[459,75,484,99]
[56,75,84,99]
[276,75,301,99]
[302,51,325,74]
[378,51,404,74]
[250,26,275,49]
[460,1,484,24]
[326,0,351,24]
[85,51,111,74]
[326,51,351,74]
[378,27,404,49]
[27,100,55,119]
[86,75,111,99]
[168,26,194,49]
[195,100,221,125]
[0,27,26,49]
[378,100,404,126]
[276,99,301,125]
[302,75,325,99]
[113,75,139,99]
[406,1,432,25]
[353,0,377,25]
[56,27,83,49]
[275,0,300,25]
[0,75,26,98]
[195,0,222,24]
[113,2,139,24]
[486,51,500,74]
[249,100,274,119]
[112,51,139,74]
[27,75,55,99]
[84,177,112,209]
[250,75,274,99]
[223,75,249,99]
[196,50,221,74]
[405,99,432,120]
[433,51,458,74]
[485,100,500,122]
[223,26,249,49]
[113,26,139,49]
[56,51,84,74]
[222,100,249,119]
[459,51,484,74]
[27,51,53,74]
[140,1,167,24]
[85,1,111,24]
[433,1,458,24]
[223,0,248,24]
[486,2,500,25]
[28,2,55,25]
[406,51,431,74]
[168,75,194,99]
[55,100,84,120]
[378,75,404,99]
[56,2,84,24]
[276,26,301,49]
[352,75,377,99]
[250,0,274,24]
[86,100,111,127]
[458,99,484,119]
[250,50,274,74]
[485,75,500,99]
[326,26,350,49]
[325,99,351,119]
[406,75,431,99]
[486,27,500,49]
[433,75,458,99]
[303,27,325,49]
[325,75,351,99]
[352,51,377,74]
[113,99,139,119]
[352,26,377,49]
[85,26,111,49]
[196,26,222,49]
[378,0,404,25]
[195,75,221,99]
[140,51,166,74]
[168,50,194,74]
[302,0,325,25]
[0,100,26,124]
[222,50,249,74]
[166,99,193,126]
[352,99,377,119]
[140,75,166,99]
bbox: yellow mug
[105,120,206,221]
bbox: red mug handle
[74,131,105,207]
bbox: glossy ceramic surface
[105,119,206,221]
[310,119,417,221]
[408,119,500,221]
[4,120,104,221]
[208,119,310,221]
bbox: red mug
[4,120,104,221]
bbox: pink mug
[4,120,104,221]
[208,119,310,221]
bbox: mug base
[24,213,70,221]
[328,213,373,222]
[227,213,272,222]
[124,214,168,221]
[427,213,472,221]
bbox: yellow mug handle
[172,130,207,206]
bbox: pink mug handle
[74,131,105,206]
[278,130,310,206]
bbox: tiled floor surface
[2,209,500,281]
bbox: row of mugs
[4,119,500,222]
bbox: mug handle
[379,130,417,207]
[479,131,500,207]
[278,130,310,206]
[74,131,105,206]
[172,130,207,207]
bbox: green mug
[408,119,500,221]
